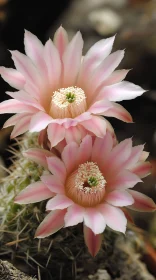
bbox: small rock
[88,9,122,36]
[88,269,111,280]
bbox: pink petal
[0,67,25,89]
[98,203,127,233]
[122,208,134,224]
[74,112,91,123]
[125,145,144,169]
[65,126,82,144]
[41,174,64,194]
[106,138,132,174]
[139,151,149,161]
[6,91,45,111]
[54,139,66,154]
[46,156,66,183]
[101,69,130,86]
[128,190,156,212]
[62,142,79,174]
[46,195,73,210]
[109,170,142,190]
[29,111,53,132]
[88,99,112,114]
[38,128,48,148]
[35,209,66,238]
[24,30,47,76]
[83,208,106,235]
[78,135,92,164]
[84,35,115,66]
[64,204,84,227]
[105,119,116,144]
[44,39,61,88]
[63,31,83,86]
[130,161,152,178]
[11,114,32,138]
[105,190,134,206]
[0,99,38,114]
[23,148,54,169]
[91,132,113,165]
[53,26,69,57]
[81,115,106,138]
[10,50,42,92]
[47,123,65,147]
[78,35,115,84]
[24,81,40,100]
[84,225,102,257]
[3,113,30,128]
[62,118,78,129]
[88,50,125,95]
[15,181,53,204]
[98,81,145,102]
[103,102,133,123]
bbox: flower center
[49,86,87,119]
[65,162,106,207]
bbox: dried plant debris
[0,133,155,280]
[0,259,37,280]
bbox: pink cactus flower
[15,133,155,256]
[0,27,145,146]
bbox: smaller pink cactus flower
[0,27,145,146]
[15,133,156,256]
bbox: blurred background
[0,0,155,251]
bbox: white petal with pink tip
[29,111,53,132]
[63,32,83,86]
[105,190,134,206]
[88,50,125,94]
[54,26,69,57]
[46,195,73,210]
[102,69,130,87]
[79,35,115,84]
[81,115,106,138]
[44,39,61,87]
[48,123,65,148]
[78,135,92,165]
[103,102,133,123]
[98,204,127,233]
[24,30,47,77]
[46,156,66,183]
[88,100,112,114]
[84,208,106,235]
[91,132,113,165]
[98,81,145,102]
[62,142,79,174]
[41,174,64,194]
[128,190,156,212]
[7,91,45,111]
[35,209,66,238]
[109,170,142,190]
[3,113,30,128]
[130,161,151,178]
[84,225,102,257]
[0,99,38,114]
[0,67,25,89]
[11,114,32,138]
[15,181,53,204]
[64,204,84,227]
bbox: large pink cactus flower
[15,133,155,256]
[0,27,145,146]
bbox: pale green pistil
[88,177,98,187]
[66,92,76,103]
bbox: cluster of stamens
[75,162,106,194]
[49,86,87,118]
